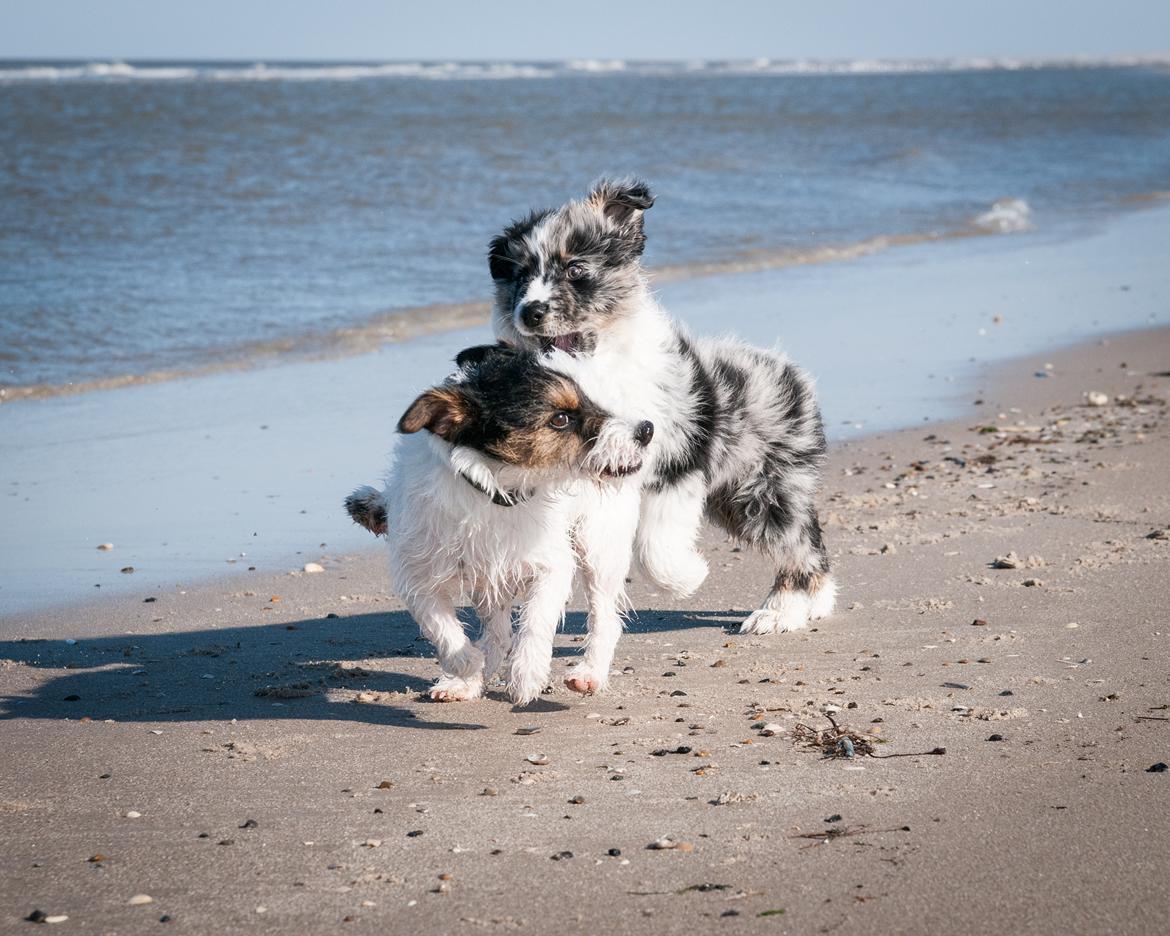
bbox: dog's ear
[588,178,655,227]
[398,386,475,440]
[455,341,514,371]
[487,234,515,282]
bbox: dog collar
[457,470,530,507]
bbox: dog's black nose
[519,301,548,330]
[634,420,654,447]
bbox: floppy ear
[397,387,475,440]
[455,341,514,370]
[588,178,655,227]
[488,234,516,282]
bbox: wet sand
[2,327,1168,934]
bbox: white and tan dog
[346,344,652,704]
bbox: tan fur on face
[485,376,592,469]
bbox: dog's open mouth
[599,462,642,479]
[541,332,585,354]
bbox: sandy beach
[3,324,1167,934]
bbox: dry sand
[2,327,1168,934]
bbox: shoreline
[6,192,1169,407]
[0,219,1009,406]
[2,325,1167,934]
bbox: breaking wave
[3,55,1169,84]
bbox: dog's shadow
[0,609,734,729]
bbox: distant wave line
[2,55,1169,83]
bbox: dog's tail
[344,485,388,537]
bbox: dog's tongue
[549,333,581,353]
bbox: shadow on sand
[0,607,741,729]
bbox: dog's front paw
[428,672,484,702]
[563,663,609,696]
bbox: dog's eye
[549,412,572,430]
[565,263,586,281]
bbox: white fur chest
[385,436,579,603]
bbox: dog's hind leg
[707,468,834,635]
[566,486,640,695]
[508,560,576,705]
[635,476,709,598]
[740,509,834,635]
[410,594,486,701]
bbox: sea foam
[973,199,1034,234]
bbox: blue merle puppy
[487,179,835,633]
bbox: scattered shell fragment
[1085,391,1109,407]
[128,894,154,906]
[648,836,693,852]
[525,754,549,766]
[303,562,325,573]
[97,543,114,551]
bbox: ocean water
[2,59,1170,395]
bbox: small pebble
[1148,763,1168,773]
[607,848,621,857]
[480,787,498,797]
[303,562,325,573]
[987,734,1005,742]
[568,795,585,805]
[125,811,142,819]
[239,819,259,829]
[97,543,114,551]
[128,894,154,906]
[550,851,573,861]
[1086,391,1109,407]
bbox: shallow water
[2,60,1170,392]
